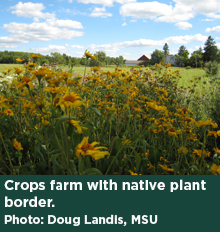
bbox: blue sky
[0,0,220,59]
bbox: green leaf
[56,116,76,125]
[170,163,179,174]
[69,160,78,175]
[84,168,103,175]
[189,165,199,173]
[85,156,92,169]
[135,152,141,172]
[31,128,43,137]
[51,108,62,118]
[88,106,102,116]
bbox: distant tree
[96,51,106,63]
[178,45,187,56]
[118,55,125,64]
[50,52,66,64]
[175,55,185,67]
[150,49,165,65]
[203,36,218,63]
[163,43,169,56]
[62,53,70,65]
[189,47,203,68]
[176,45,189,67]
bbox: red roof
[137,55,150,61]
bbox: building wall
[165,55,177,66]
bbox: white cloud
[90,6,112,17]
[201,19,214,21]
[87,34,208,54]
[46,18,83,29]
[0,36,28,48]
[156,4,195,22]
[120,2,172,19]
[122,22,127,26]
[11,2,55,22]
[120,0,220,22]
[175,22,192,30]
[71,45,84,49]
[77,0,136,7]
[130,19,136,22]
[206,26,220,33]
[2,21,84,43]
[216,37,220,40]
[121,52,130,58]
[33,45,67,54]
[165,34,207,44]
[173,0,220,19]
[120,2,195,23]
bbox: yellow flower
[129,170,142,175]
[41,118,50,126]
[168,128,180,137]
[76,137,109,160]
[4,108,14,116]
[31,53,42,59]
[196,118,218,128]
[193,149,210,157]
[84,50,97,60]
[211,164,220,175]
[213,147,220,155]
[177,147,188,154]
[145,150,150,158]
[58,90,84,111]
[122,154,126,161]
[16,58,25,62]
[208,131,220,138]
[68,120,87,134]
[14,67,23,75]
[13,139,23,151]
[159,164,174,172]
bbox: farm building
[125,55,150,66]
[165,55,177,66]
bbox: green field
[1,63,218,98]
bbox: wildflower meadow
[0,51,220,175]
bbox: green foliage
[163,43,169,56]
[203,36,218,63]
[205,61,219,76]
[176,45,189,67]
[138,60,151,67]
[175,55,185,67]
[178,45,187,56]
[189,48,204,68]
[186,66,191,69]
[150,49,165,65]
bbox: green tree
[150,49,165,65]
[163,43,169,56]
[175,55,185,67]
[50,52,66,64]
[203,36,218,63]
[189,47,203,68]
[178,45,187,56]
[176,45,189,67]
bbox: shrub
[186,66,191,69]
[205,61,219,76]
[138,61,150,67]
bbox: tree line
[0,50,125,66]
[147,36,220,68]
[0,36,219,68]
